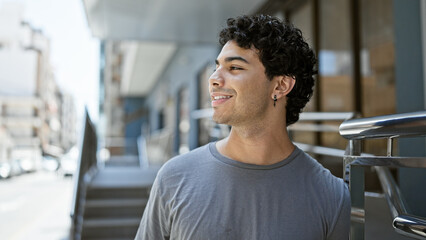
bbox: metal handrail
[375,166,426,239]
[339,111,426,140]
[70,108,98,240]
[340,111,426,239]
[394,215,426,239]
[298,112,356,121]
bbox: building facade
[0,3,77,175]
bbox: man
[135,14,350,239]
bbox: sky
[0,0,100,122]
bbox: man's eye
[230,66,242,70]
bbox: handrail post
[387,138,393,157]
[348,139,362,156]
[344,138,365,239]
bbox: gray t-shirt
[135,143,350,240]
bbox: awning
[119,41,176,96]
[82,0,266,43]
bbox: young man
[135,15,350,239]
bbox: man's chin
[212,114,228,125]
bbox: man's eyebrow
[215,56,249,65]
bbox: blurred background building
[0,3,77,177]
[83,0,426,216]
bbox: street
[0,171,74,240]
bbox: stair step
[81,238,134,240]
[89,166,159,188]
[82,218,141,239]
[86,186,151,200]
[105,155,140,167]
[86,198,148,208]
[84,198,148,219]
[84,218,140,227]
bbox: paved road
[0,171,74,240]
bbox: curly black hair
[219,14,317,126]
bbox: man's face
[209,41,274,126]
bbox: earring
[273,95,277,107]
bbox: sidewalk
[0,171,73,240]
[15,186,72,240]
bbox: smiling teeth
[213,96,231,100]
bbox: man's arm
[134,174,170,240]
[327,183,351,240]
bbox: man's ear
[271,75,295,100]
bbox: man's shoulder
[296,150,350,224]
[156,143,212,176]
[300,153,351,238]
[296,150,347,196]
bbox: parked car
[12,147,42,173]
[59,146,79,176]
[0,159,24,179]
[42,155,60,172]
[0,162,11,179]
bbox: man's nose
[208,69,225,87]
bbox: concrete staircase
[80,166,158,240]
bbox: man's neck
[216,124,295,165]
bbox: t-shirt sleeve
[327,182,351,240]
[134,172,171,240]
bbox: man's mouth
[211,94,233,107]
[213,95,232,100]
